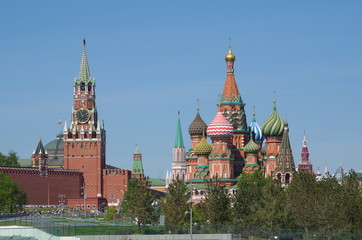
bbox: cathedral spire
[220,46,242,104]
[175,111,184,147]
[274,123,296,186]
[77,38,91,83]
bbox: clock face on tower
[76,108,90,123]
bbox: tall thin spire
[175,111,184,147]
[78,38,91,82]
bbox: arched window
[80,82,85,91]
[285,173,290,184]
[88,82,92,92]
[277,173,282,181]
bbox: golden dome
[225,48,236,61]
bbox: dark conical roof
[35,139,45,154]
[274,125,295,173]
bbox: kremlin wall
[0,41,317,209]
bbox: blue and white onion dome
[249,113,264,142]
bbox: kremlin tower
[298,132,313,173]
[166,112,187,186]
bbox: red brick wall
[0,168,83,206]
[102,169,131,206]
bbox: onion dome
[244,136,260,154]
[249,112,264,142]
[225,48,236,62]
[207,109,234,137]
[261,100,285,137]
[188,109,207,136]
[194,136,213,155]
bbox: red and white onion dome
[206,109,234,137]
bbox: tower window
[88,82,92,92]
[285,173,291,184]
[80,82,85,91]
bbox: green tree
[122,177,158,231]
[0,172,27,213]
[253,178,290,228]
[202,178,231,225]
[314,177,343,233]
[0,152,20,167]
[339,170,362,233]
[233,171,266,226]
[161,177,189,228]
[287,171,318,233]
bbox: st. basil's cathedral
[166,47,314,193]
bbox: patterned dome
[249,113,264,142]
[194,136,213,155]
[206,109,234,137]
[188,110,207,136]
[244,136,260,154]
[262,101,285,137]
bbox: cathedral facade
[167,47,313,191]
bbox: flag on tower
[57,119,62,125]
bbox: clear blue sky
[0,1,361,177]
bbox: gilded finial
[252,105,256,119]
[196,98,200,112]
[83,38,86,47]
[225,38,236,62]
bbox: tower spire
[274,124,296,186]
[78,38,91,82]
[132,144,144,179]
[175,111,184,147]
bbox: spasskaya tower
[63,39,106,198]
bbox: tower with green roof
[132,144,144,179]
[63,39,106,199]
[167,112,186,187]
[274,123,296,187]
[261,100,285,177]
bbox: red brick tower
[219,47,248,177]
[298,131,313,173]
[63,39,106,199]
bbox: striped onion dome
[244,136,260,154]
[261,101,285,137]
[206,109,234,137]
[194,136,213,155]
[249,113,264,142]
[188,109,208,136]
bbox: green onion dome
[194,136,212,155]
[188,109,208,136]
[244,137,260,154]
[261,100,285,137]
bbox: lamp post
[81,183,87,218]
[190,184,193,240]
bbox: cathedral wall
[0,167,83,206]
